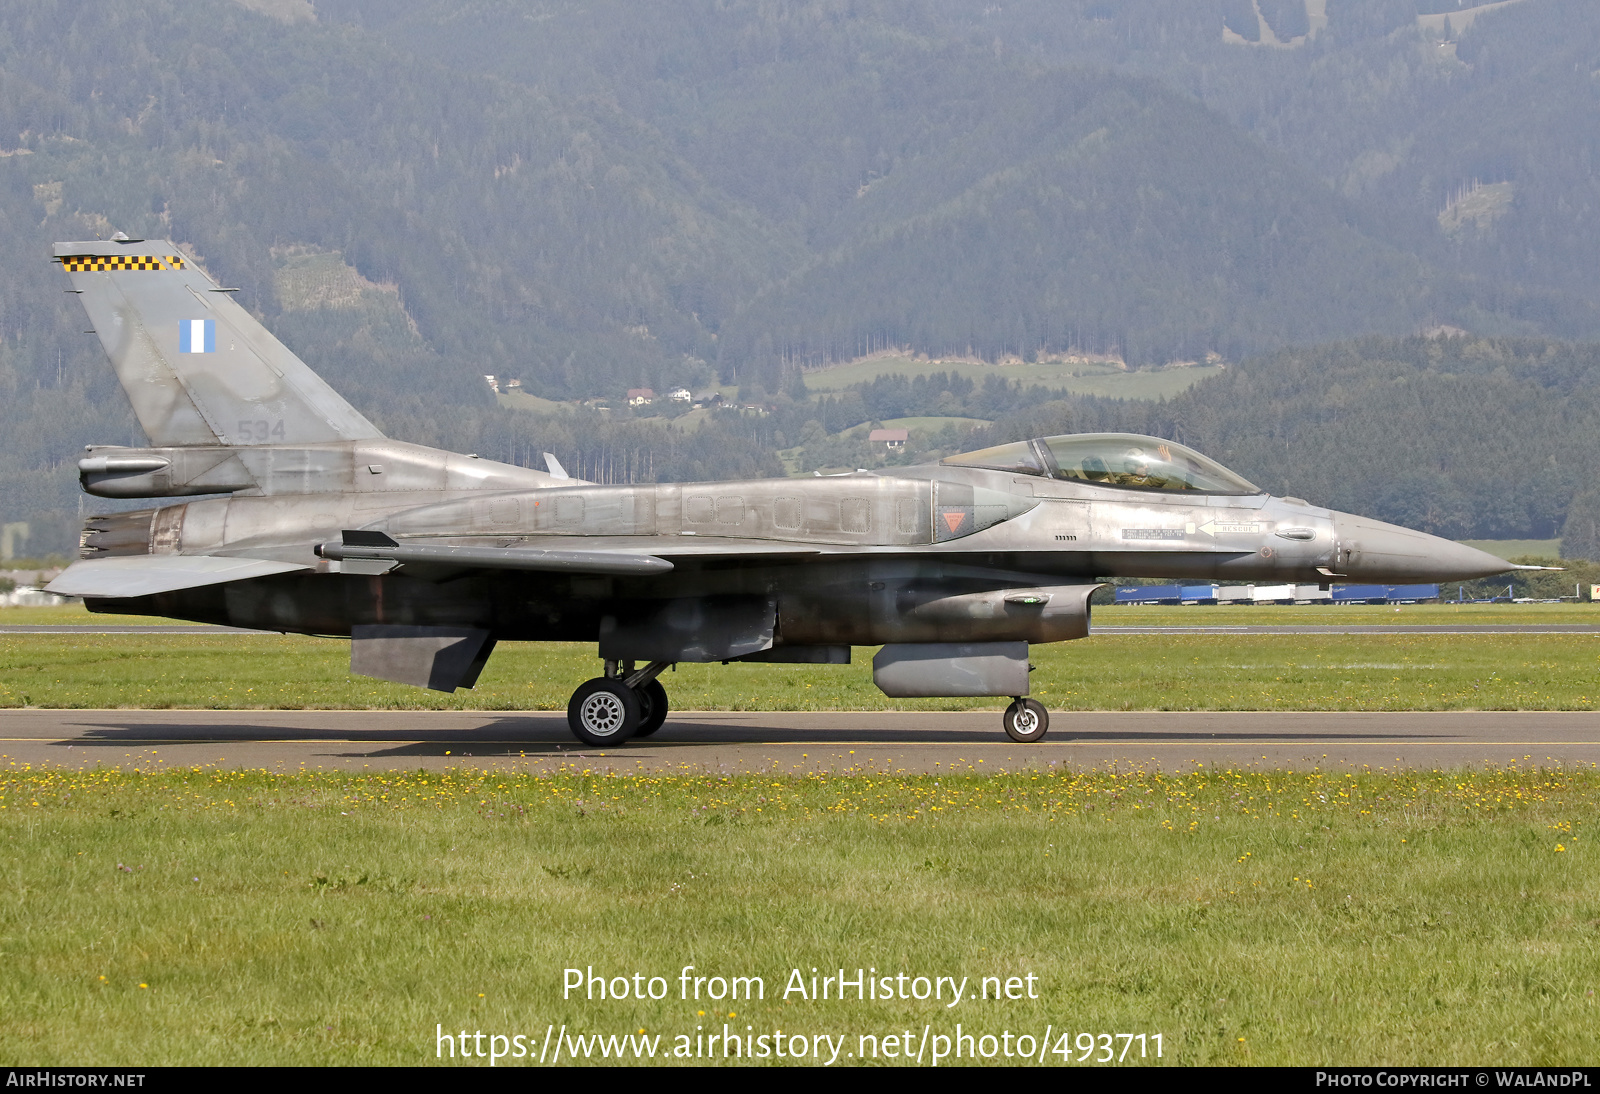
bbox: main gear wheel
[567,678,641,746]
[632,678,669,737]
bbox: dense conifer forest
[4,0,1600,555]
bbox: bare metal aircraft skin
[47,237,1520,744]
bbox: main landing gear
[566,660,673,746]
[1002,697,1049,743]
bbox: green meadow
[0,630,1597,712]
[3,598,1599,711]
[801,356,1225,401]
[1,764,1593,1066]
[3,606,1597,1066]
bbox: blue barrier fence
[1114,584,1440,605]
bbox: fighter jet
[47,237,1520,744]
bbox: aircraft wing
[47,555,312,598]
[627,540,822,560]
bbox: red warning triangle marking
[941,511,966,533]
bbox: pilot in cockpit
[1114,447,1163,488]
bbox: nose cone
[1331,513,1515,582]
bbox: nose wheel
[1002,697,1049,742]
[565,660,673,746]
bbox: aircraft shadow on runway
[51,715,1456,759]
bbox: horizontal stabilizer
[47,555,311,598]
[317,534,673,576]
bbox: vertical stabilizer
[56,239,383,446]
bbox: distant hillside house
[627,388,655,406]
[694,391,723,407]
[666,387,692,402]
[483,374,500,394]
[505,378,523,391]
[869,428,909,449]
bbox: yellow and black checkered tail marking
[61,255,183,272]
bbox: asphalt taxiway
[3,709,1598,773]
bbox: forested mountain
[964,335,1600,543]
[4,0,1600,556]
[720,73,1440,369]
[313,0,1600,369]
[738,334,1600,546]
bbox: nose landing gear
[1002,697,1049,742]
[565,660,673,746]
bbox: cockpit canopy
[941,433,1260,495]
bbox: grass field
[3,624,1599,711]
[1,764,1594,1065]
[802,356,1225,401]
[496,391,574,415]
[5,605,1597,1066]
[842,415,993,435]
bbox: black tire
[632,679,669,737]
[567,678,640,746]
[1002,698,1049,743]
